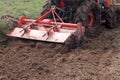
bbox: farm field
[0,0,120,80]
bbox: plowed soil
[0,25,120,80]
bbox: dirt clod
[1,14,18,29]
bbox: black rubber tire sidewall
[74,0,101,36]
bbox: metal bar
[23,19,78,28]
[36,10,51,21]
[113,0,116,4]
[54,11,64,23]
[114,4,120,6]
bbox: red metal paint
[88,11,95,29]
[59,0,64,9]
[106,0,110,7]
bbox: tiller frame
[7,6,85,43]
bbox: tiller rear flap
[7,6,85,43]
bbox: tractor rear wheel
[105,6,118,29]
[41,0,58,15]
[41,2,51,15]
[74,0,101,36]
[115,6,120,24]
[60,0,101,52]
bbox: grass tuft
[0,21,9,42]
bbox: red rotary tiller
[7,6,85,43]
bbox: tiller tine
[7,6,85,43]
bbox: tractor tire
[41,0,64,20]
[74,0,101,36]
[105,6,118,29]
[116,7,120,24]
[41,1,52,15]
[41,0,60,15]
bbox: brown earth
[0,25,120,80]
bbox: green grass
[0,0,45,18]
[118,0,120,3]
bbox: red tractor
[7,0,120,51]
[42,0,120,35]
